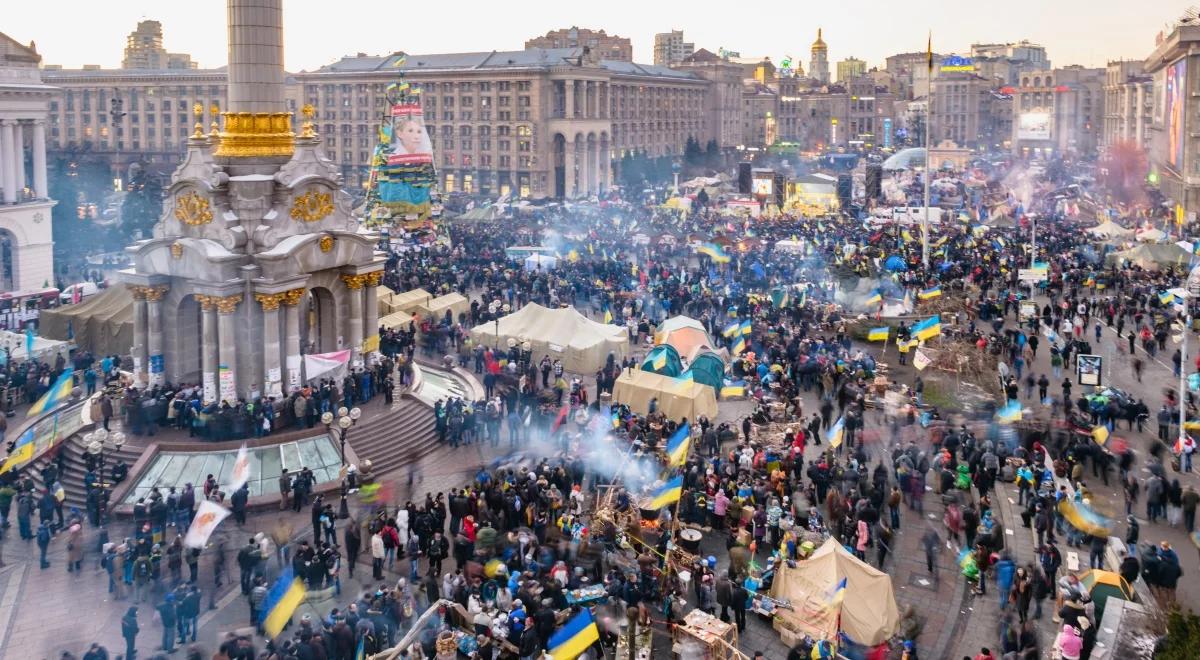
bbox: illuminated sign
[883,118,893,148]
[939,55,975,72]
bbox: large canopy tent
[656,315,721,363]
[376,285,397,315]
[378,309,415,331]
[469,303,629,374]
[1135,227,1168,242]
[1105,243,1192,270]
[1086,220,1134,240]
[389,288,434,315]
[641,344,683,377]
[39,286,133,358]
[415,292,470,324]
[611,369,717,422]
[769,537,900,647]
[523,254,559,272]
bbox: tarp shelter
[641,344,683,377]
[416,292,469,325]
[38,286,133,358]
[1135,227,1167,242]
[523,254,559,272]
[0,330,71,362]
[1086,220,1134,240]
[469,303,629,374]
[390,288,433,314]
[770,537,900,646]
[376,286,397,315]
[656,315,720,363]
[687,352,726,393]
[611,369,717,422]
[1105,243,1192,270]
[1077,569,1134,622]
[378,309,415,331]
[774,239,805,253]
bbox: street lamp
[323,406,361,466]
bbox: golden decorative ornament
[195,294,215,311]
[170,242,183,259]
[142,286,169,303]
[214,112,295,158]
[209,104,219,116]
[290,190,334,223]
[340,274,368,290]
[214,294,243,314]
[364,271,384,287]
[173,191,214,226]
[254,292,285,312]
[300,104,317,139]
[318,235,335,253]
[281,288,306,306]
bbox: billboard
[1166,58,1186,170]
[1017,112,1051,140]
[374,103,437,219]
[751,175,774,197]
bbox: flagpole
[922,32,933,271]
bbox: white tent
[1086,219,1134,239]
[523,254,559,272]
[1135,227,1167,242]
[469,303,628,373]
[774,239,805,253]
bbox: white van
[59,281,100,304]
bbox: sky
[3,0,1191,72]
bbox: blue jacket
[995,557,1016,589]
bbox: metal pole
[1182,309,1191,449]
[921,96,932,270]
[1030,214,1037,268]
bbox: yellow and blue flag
[649,475,683,509]
[1160,291,1177,306]
[867,327,889,342]
[0,429,35,475]
[731,336,747,355]
[1091,425,1109,445]
[666,422,691,467]
[864,290,882,306]
[996,401,1022,423]
[548,608,601,660]
[826,416,845,448]
[911,315,941,341]
[901,229,914,243]
[826,576,848,606]
[27,370,75,417]
[611,411,621,429]
[355,636,365,660]
[722,320,740,338]
[696,242,731,264]
[720,384,745,398]
[739,319,753,336]
[918,286,942,300]
[652,351,668,370]
[261,565,307,638]
[604,308,613,324]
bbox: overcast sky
[4,0,1189,72]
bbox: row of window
[306,80,531,95]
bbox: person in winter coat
[66,521,84,572]
[371,531,386,580]
[1053,624,1083,660]
[120,606,139,660]
[344,518,361,579]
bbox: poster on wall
[1077,354,1102,386]
[218,365,236,403]
[1017,112,1051,140]
[203,371,216,403]
[1166,58,1186,171]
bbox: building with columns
[118,0,385,402]
[0,33,55,292]
[1103,60,1152,152]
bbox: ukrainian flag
[666,422,691,467]
[722,320,740,338]
[652,351,668,370]
[27,370,75,417]
[649,475,683,509]
[911,315,941,341]
[720,384,745,398]
[261,565,307,638]
[0,429,35,475]
[731,336,747,355]
[918,286,942,300]
[1091,425,1109,445]
[826,576,848,606]
[901,229,914,243]
[739,319,753,336]
[1159,291,1177,306]
[867,327,890,342]
[547,608,601,660]
[826,416,845,448]
[696,242,731,264]
[996,402,1022,423]
[604,308,613,324]
[864,290,882,306]
[611,411,621,429]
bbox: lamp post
[84,428,123,525]
[322,406,361,466]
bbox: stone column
[256,293,284,398]
[129,286,149,388]
[564,80,575,118]
[144,286,169,387]
[564,142,577,198]
[342,274,366,358]
[364,271,382,354]
[215,294,243,403]
[32,120,46,200]
[0,120,13,204]
[227,0,287,113]
[12,122,24,195]
[281,288,304,392]
[198,295,219,404]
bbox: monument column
[215,294,243,403]
[363,272,382,355]
[144,286,169,386]
[226,0,286,113]
[32,120,47,199]
[342,274,365,358]
[282,288,304,391]
[198,295,219,404]
[256,293,284,398]
[128,287,149,387]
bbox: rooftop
[308,47,699,80]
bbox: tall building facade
[674,49,743,150]
[809,30,830,84]
[0,33,56,293]
[1011,66,1103,157]
[653,30,694,67]
[1145,22,1200,215]
[1103,60,1152,152]
[837,57,866,83]
[525,27,632,62]
[300,47,710,198]
[775,76,896,151]
[122,20,196,70]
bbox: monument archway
[304,286,338,354]
[173,294,203,383]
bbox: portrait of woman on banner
[387,105,433,165]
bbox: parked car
[59,281,101,304]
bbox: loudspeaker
[738,162,752,194]
[865,164,882,200]
[773,173,785,207]
[837,174,852,208]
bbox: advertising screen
[1017,112,1051,140]
[1166,58,1186,170]
[752,175,774,197]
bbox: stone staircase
[26,424,147,512]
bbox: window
[460,126,472,136]
[518,96,531,107]
[517,140,531,152]
[481,154,492,166]
[443,96,454,107]
[479,82,491,92]
[443,111,454,121]
[499,81,512,91]
[480,139,491,151]
[499,111,511,121]
[499,155,511,167]
[461,96,473,107]
[460,111,472,121]
[479,111,491,121]
[499,96,511,106]
[519,155,532,168]
[498,139,511,151]
[461,139,472,150]
[443,138,454,149]
[517,81,531,91]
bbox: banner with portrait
[374,103,436,220]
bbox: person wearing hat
[156,591,178,653]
